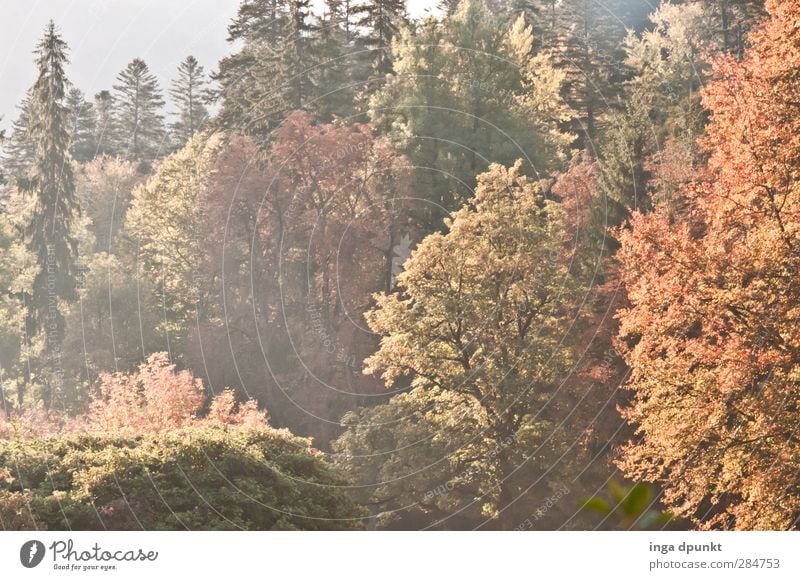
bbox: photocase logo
[20,540,46,568]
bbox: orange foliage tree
[0,353,266,437]
[616,0,800,529]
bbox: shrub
[0,425,364,530]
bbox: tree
[18,21,80,408]
[594,2,715,229]
[624,2,713,140]
[169,56,210,148]
[215,0,325,144]
[335,161,586,529]
[699,0,765,56]
[77,156,141,253]
[93,90,116,156]
[124,133,223,344]
[112,58,166,162]
[282,0,318,110]
[370,1,571,230]
[61,251,166,402]
[2,93,35,180]
[0,206,34,408]
[185,114,408,446]
[0,355,364,530]
[85,353,264,434]
[314,0,360,121]
[541,0,630,142]
[66,88,97,162]
[616,0,800,530]
[214,0,289,140]
[354,0,407,73]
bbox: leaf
[622,484,652,518]
[582,497,612,515]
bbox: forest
[0,0,796,531]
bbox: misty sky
[0,0,438,129]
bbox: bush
[0,425,364,530]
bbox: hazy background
[0,0,437,129]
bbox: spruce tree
[93,90,116,156]
[549,0,628,142]
[498,0,539,25]
[700,0,765,56]
[2,93,35,179]
[169,56,209,148]
[354,0,407,74]
[315,0,358,120]
[66,88,97,162]
[370,0,570,230]
[113,58,166,162]
[215,0,292,141]
[282,0,317,110]
[19,21,80,406]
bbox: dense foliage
[6,0,800,531]
[0,427,363,530]
[617,0,800,530]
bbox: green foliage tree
[699,0,765,56]
[2,93,35,180]
[354,0,407,74]
[596,2,715,228]
[65,88,97,162]
[314,0,361,120]
[214,0,289,139]
[17,21,80,408]
[124,133,223,345]
[77,156,141,254]
[538,0,630,142]
[370,1,571,230]
[92,90,116,157]
[0,205,34,408]
[112,58,166,162]
[215,0,325,144]
[169,56,210,149]
[335,161,586,529]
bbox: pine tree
[282,0,317,110]
[112,58,166,162]
[315,0,358,120]
[498,0,539,25]
[19,21,80,406]
[215,0,324,143]
[700,0,765,56]
[215,0,287,138]
[2,93,35,179]
[169,56,209,148]
[93,90,116,156]
[549,0,629,142]
[354,0,407,74]
[66,88,97,162]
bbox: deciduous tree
[335,161,586,529]
[617,0,800,530]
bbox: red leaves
[617,0,800,529]
[0,353,268,438]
